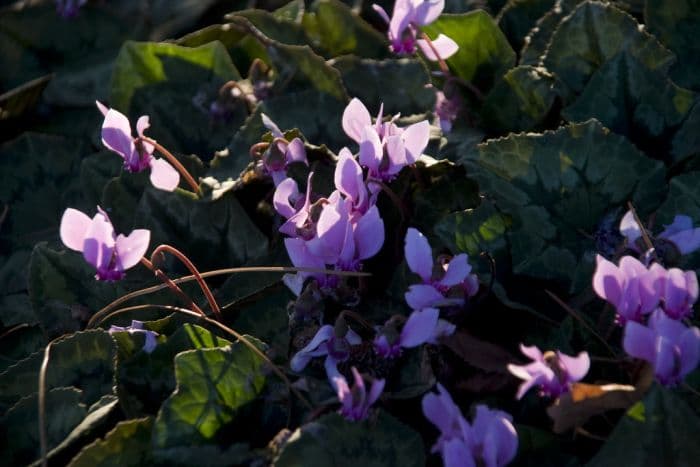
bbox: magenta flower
[624,310,700,386]
[434,90,461,133]
[404,227,478,310]
[372,0,458,61]
[333,367,385,421]
[374,308,455,358]
[620,210,700,256]
[507,344,590,399]
[341,98,430,183]
[108,320,159,353]
[60,207,150,281]
[260,113,308,186]
[423,384,518,467]
[290,324,362,382]
[592,255,663,324]
[96,101,179,191]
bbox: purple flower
[55,0,86,18]
[620,210,700,256]
[333,367,385,421]
[592,255,662,324]
[108,320,159,353]
[404,227,478,310]
[59,207,150,281]
[260,113,308,186]
[657,267,698,319]
[96,101,179,191]
[624,310,700,386]
[507,344,590,399]
[423,384,518,467]
[434,90,461,134]
[372,0,458,61]
[341,98,430,183]
[374,308,455,358]
[290,324,362,382]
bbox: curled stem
[250,142,270,158]
[151,245,222,320]
[139,257,205,317]
[88,266,371,328]
[138,136,200,195]
[38,342,52,467]
[93,304,312,410]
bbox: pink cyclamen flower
[374,307,455,358]
[434,90,461,133]
[108,320,158,353]
[96,101,179,191]
[260,113,308,186]
[290,324,362,383]
[657,267,698,320]
[342,98,430,183]
[372,0,458,61]
[624,309,700,386]
[404,227,478,310]
[60,207,150,281]
[592,255,663,324]
[620,210,700,256]
[507,344,590,399]
[333,367,385,421]
[423,384,518,467]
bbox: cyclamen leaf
[542,1,675,102]
[519,0,583,66]
[496,0,556,52]
[67,417,154,467]
[461,119,666,288]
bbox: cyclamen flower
[56,0,86,18]
[60,207,150,281]
[423,384,518,467]
[373,0,458,61]
[96,101,179,191]
[620,210,700,256]
[108,320,158,353]
[624,310,700,386]
[507,344,590,399]
[260,113,307,186]
[290,324,362,383]
[333,367,385,421]
[342,98,430,183]
[404,228,478,310]
[657,267,698,320]
[374,308,455,358]
[592,255,662,324]
[434,90,461,134]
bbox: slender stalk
[38,342,52,467]
[250,142,270,158]
[138,136,200,195]
[139,257,205,317]
[626,201,655,254]
[419,32,449,75]
[151,245,222,320]
[545,289,617,357]
[219,80,255,113]
[87,266,370,328]
[93,304,312,410]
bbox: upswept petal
[372,4,391,24]
[286,138,307,164]
[335,147,366,208]
[439,254,471,287]
[273,178,300,218]
[405,284,443,309]
[417,34,459,61]
[290,325,334,371]
[442,438,476,467]
[60,208,92,252]
[592,255,624,308]
[354,205,385,260]
[115,229,150,270]
[679,327,700,377]
[82,213,116,272]
[400,308,440,348]
[359,125,383,172]
[557,351,590,382]
[389,0,415,44]
[149,158,180,191]
[619,210,642,246]
[342,98,372,143]
[422,383,461,435]
[405,227,433,281]
[101,108,135,161]
[261,113,284,138]
[412,0,444,25]
[401,120,430,163]
[623,321,656,363]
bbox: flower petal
[623,321,656,363]
[401,120,430,163]
[405,284,443,310]
[286,137,307,164]
[60,208,92,252]
[592,255,624,308]
[355,206,385,260]
[261,113,284,138]
[82,213,116,272]
[335,147,365,207]
[557,351,590,382]
[400,308,440,348]
[101,108,135,161]
[149,158,180,191]
[439,254,471,287]
[115,229,150,270]
[290,325,334,372]
[359,126,383,172]
[342,98,372,143]
[417,34,459,61]
[413,0,444,25]
[404,227,433,281]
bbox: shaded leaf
[519,0,583,66]
[0,74,51,121]
[67,417,153,467]
[276,411,425,467]
[497,0,556,52]
[443,330,516,373]
[671,101,700,164]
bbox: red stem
[140,257,205,316]
[138,136,200,195]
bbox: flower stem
[626,201,656,255]
[38,342,52,467]
[87,266,371,328]
[138,136,200,195]
[419,31,450,75]
[139,257,206,317]
[151,245,222,321]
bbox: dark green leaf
[0,74,51,121]
[542,1,674,102]
[462,119,666,288]
[422,11,516,90]
[562,52,695,155]
[519,0,583,66]
[153,337,267,447]
[0,387,86,466]
[481,65,558,133]
[587,385,700,466]
[671,102,700,164]
[497,0,556,51]
[332,57,436,116]
[276,411,426,467]
[67,417,153,467]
